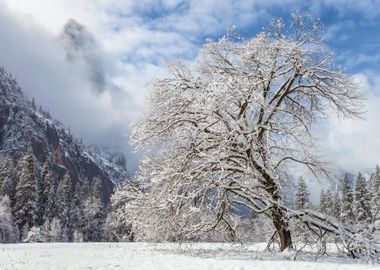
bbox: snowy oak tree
[128,14,365,252]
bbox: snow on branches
[122,13,371,256]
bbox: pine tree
[46,218,63,242]
[0,158,16,203]
[56,172,72,241]
[0,176,16,204]
[0,195,16,243]
[293,177,311,243]
[353,172,371,223]
[44,177,56,222]
[319,190,326,213]
[13,149,39,239]
[295,177,310,210]
[341,174,354,224]
[70,182,84,238]
[84,176,105,241]
[331,192,341,220]
[81,177,91,198]
[325,189,334,216]
[80,177,91,240]
[41,162,50,208]
[0,157,6,191]
[36,164,45,225]
[40,162,56,222]
[319,189,333,216]
[369,165,380,222]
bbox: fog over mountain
[1,0,380,177]
[61,19,109,94]
[0,7,140,172]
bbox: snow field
[0,242,378,270]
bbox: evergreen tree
[80,177,91,240]
[84,176,105,241]
[319,190,326,213]
[13,149,39,239]
[70,182,84,238]
[81,177,91,198]
[0,158,16,204]
[293,177,311,243]
[325,189,334,216]
[0,157,6,190]
[319,189,333,216]
[0,176,16,204]
[369,165,380,222]
[41,162,55,221]
[44,177,56,222]
[44,218,63,242]
[56,172,72,241]
[41,162,50,208]
[0,195,16,243]
[36,164,45,225]
[295,177,310,210]
[341,174,354,224]
[353,172,371,223]
[331,192,341,220]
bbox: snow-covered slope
[0,242,376,270]
[0,67,128,200]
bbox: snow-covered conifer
[44,172,56,222]
[331,192,341,220]
[24,226,44,243]
[353,172,371,223]
[369,166,380,222]
[13,148,38,239]
[319,190,326,214]
[48,217,63,242]
[73,229,84,242]
[41,162,53,211]
[341,174,354,224]
[295,177,310,210]
[70,182,84,237]
[0,158,16,203]
[84,176,105,241]
[0,195,16,243]
[56,172,72,240]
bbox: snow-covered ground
[0,242,378,270]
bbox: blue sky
[1,0,380,175]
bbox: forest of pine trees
[1,147,380,243]
[294,169,380,226]
[0,149,114,243]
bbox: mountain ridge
[0,67,128,202]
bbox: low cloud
[1,0,380,178]
[0,5,140,169]
[321,73,380,174]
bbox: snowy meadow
[1,242,378,270]
[0,1,380,269]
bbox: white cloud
[320,73,380,174]
[1,0,380,176]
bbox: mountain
[0,67,128,202]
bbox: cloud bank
[1,0,380,176]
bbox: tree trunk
[272,207,293,251]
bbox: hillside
[0,67,128,197]
[0,67,128,241]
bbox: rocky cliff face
[0,67,128,201]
